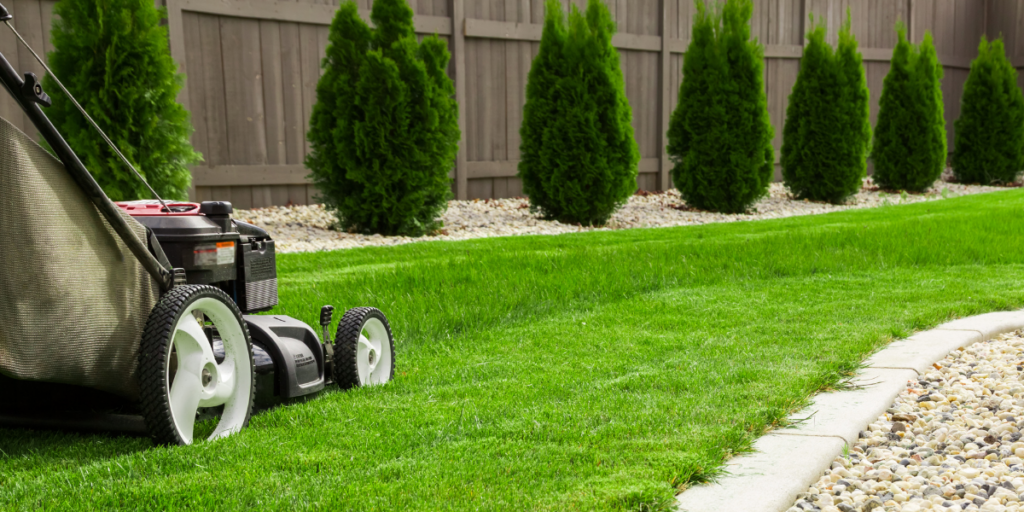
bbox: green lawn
[5,190,1024,510]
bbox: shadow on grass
[0,426,151,475]
[0,393,322,474]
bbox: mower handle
[0,24,174,291]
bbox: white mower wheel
[138,285,255,446]
[333,307,394,389]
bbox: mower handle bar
[0,6,174,291]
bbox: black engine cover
[129,201,279,314]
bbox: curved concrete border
[676,310,1024,512]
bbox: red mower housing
[115,200,201,216]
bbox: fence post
[658,0,672,192]
[450,0,468,200]
[802,0,810,35]
[165,0,193,199]
[908,0,915,42]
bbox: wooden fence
[0,1,1013,208]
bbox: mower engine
[117,200,327,404]
[117,200,277,313]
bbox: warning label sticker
[216,242,235,265]
[194,242,235,266]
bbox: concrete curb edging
[675,310,1024,512]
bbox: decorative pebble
[232,177,1008,254]
[789,331,1024,512]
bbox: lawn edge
[675,310,1024,512]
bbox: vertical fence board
[914,0,935,43]
[987,1,1015,47]
[463,35,479,162]
[256,20,287,207]
[933,0,956,55]
[182,13,209,159]
[468,178,493,199]
[279,22,306,167]
[945,67,968,151]
[260,21,286,166]
[954,1,978,58]
[298,24,320,159]
[505,40,526,162]
[39,0,55,56]
[220,18,268,168]
[1015,0,1024,61]
[451,0,468,198]
[865,61,889,127]
[468,0,495,198]
[1016,0,1024,62]
[197,14,230,166]
[505,1,525,190]
[220,18,268,209]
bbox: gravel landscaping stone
[787,330,1024,512]
[234,178,1008,253]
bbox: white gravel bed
[788,331,1024,512]
[234,177,1008,253]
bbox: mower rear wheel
[138,285,255,446]
[333,307,394,389]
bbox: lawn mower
[0,4,394,445]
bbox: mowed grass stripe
[276,189,1024,345]
[2,191,1024,511]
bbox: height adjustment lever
[319,305,335,345]
[21,73,50,107]
[319,305,335,381]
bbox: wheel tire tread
[333,307,395,389]
[137,285,255,446]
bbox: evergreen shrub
[45,0,200,201]
[517,0,639,226]
[666,0,774,214]
[307,0,459,236]
[871,25,947,192]
[952,37,1024,185]
[781,15,870,204]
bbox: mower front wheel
[137,285,255,446]
[333,307,395,389]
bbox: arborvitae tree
[517,0,639,226]
[781,15,870,204]
[45,0,199,201]
[518,1,566,218]
[952,37,1024,185]
[872,25,947,192]
[667,0,774,214]
[307,0,459,236]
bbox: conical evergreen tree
[836,16,873,193]
[44,0,200,201]
[781,14,870,204]
[667,0,774,214]
[952,37,1024,185]
[872,25,947,192]
[307,0,459,236]
[517,0,639,226]
[518,0,566,217]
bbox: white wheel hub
[356,317,392,386]
[166,297,251,444]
